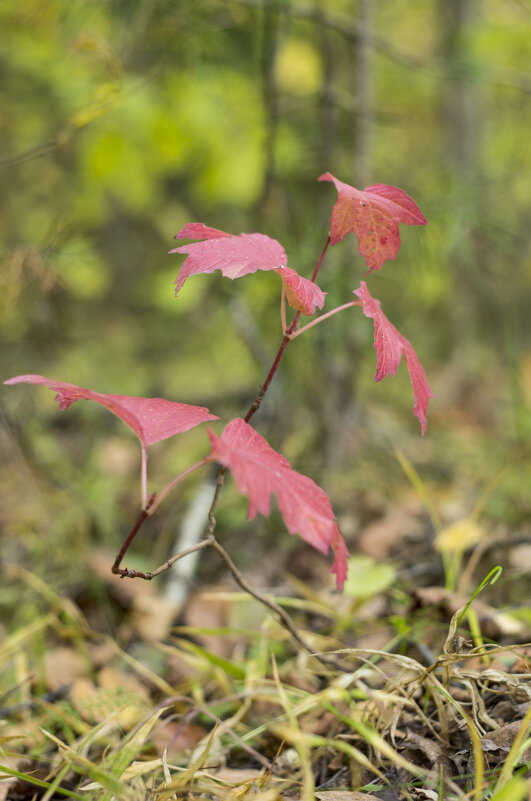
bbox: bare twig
[207,534,315,656]
[207,532,348,671]
[112,493,156,576]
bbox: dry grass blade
[273,726,388,785]
[154,722,219,800]
[101,707,166,795]
[270,655,315,801]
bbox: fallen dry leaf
[43,647,89,691]
[213,767,264,785]
[184,587,238,658]
[133,594,179,642]
[359,506,422,560]
[480,718,531,767]
[509,543,531,572]
[152,719,208,757]
[70,667,150,728]
[98,665,151,702]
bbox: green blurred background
[1,0,530,599]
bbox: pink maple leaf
[171,224,325,316]
[319,172,427,272]
[353,283,434,434]
[171,226,287,294]
[207,418,349,590]
[4,374,219,448]
[274,266,326,316]
[174,223,232,241]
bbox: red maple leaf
[171,224,325,316]
[4,374,219,448]
[171,226,287,294]
[207,418,349,589]
[353,283,434,434]
[319,172,427,272]
[274,266,326,315]
[174,223,232,241]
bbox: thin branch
[243,237,331,424]
[143,538,213,580]
[113,538,213,581]
[0,134,74,170]
[207,534,310,651]
[205,466,228,533]
[112,492,156,576]
[207,534,335,668]
[309,235,331,283]
[289,300,361,340]
[112,459,212,578]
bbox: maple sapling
[5,173,431,641]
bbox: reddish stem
[309,234,331,283]
[244,235,331,425]
[288,300,361,340]
[149,456,212,514]
[112,492,155,575]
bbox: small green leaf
[343,555,395,599]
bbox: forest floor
[1,392,530,801]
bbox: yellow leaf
[434,518,485,553]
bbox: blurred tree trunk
[256,0,282,216]
[321,0,373,471]
[317,8,337,181]
[438,0,483,344]
[439,0,481,180]
[353,0,373,186]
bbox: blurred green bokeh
[1,0,530,590]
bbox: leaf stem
[244,235,331,424]
[112,458,212,578]
[288,300,361,340]
[280,285,287,334]
[140,446,148,509]
[149,456,213,515]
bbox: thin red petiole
[280,285,287,334]
[288,300,362,340]
[243,235,332,424]
[140,446,148,508]
[149,456,213,515]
